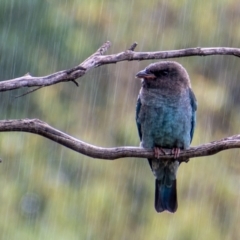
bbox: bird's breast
[139,90,192,149]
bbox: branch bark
[0,119,239,162]
[1,41,240,92]
[1,42,240,161]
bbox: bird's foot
[154,147,166,159]
[171,148,180,159]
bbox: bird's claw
[171,148,180,159]
[154,147,166,159]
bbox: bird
[135,61,197,213]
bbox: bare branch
[1,41,240,92]
[0,119,239,161]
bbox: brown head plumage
[136,61,191,92]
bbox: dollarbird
[135,61,197,213]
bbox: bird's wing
[189,88,197,143]
[136,96,142,140]
[136,95,153,170]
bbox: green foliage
[0,0,240,239]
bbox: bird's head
[136,61,191,91]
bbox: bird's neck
[140,87,186,107]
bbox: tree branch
[0,119,239,162]
[1,42,240,161]
[1,41,240,92]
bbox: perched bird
[135,61,197,213]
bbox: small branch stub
[128,42,138,51]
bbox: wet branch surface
[0,119,239,162]
[1,41,240,161]
[1,41,240,92]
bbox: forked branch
[1,41,240,92]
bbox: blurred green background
[0,0,240,239]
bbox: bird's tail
[155,178,177,213]
[149,159,179,213]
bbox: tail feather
[148,159,179,213]
[155,178,178,213]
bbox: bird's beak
[135,70,156,79]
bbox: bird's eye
[161,70,169,76]
[155,70,169,78]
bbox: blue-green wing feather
[189,88,197,143]
[135,96,142,140]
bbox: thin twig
[14,86,43,98]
